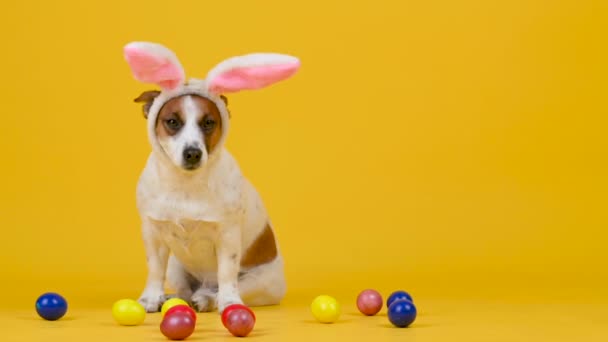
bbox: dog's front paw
[217,292,244,314]
[138,291,166,313]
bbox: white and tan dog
[123,42,300,313]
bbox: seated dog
[123,42,300,313]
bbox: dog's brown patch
[241,223,278,268]
[190,96,223,154]
[155,96,187,138]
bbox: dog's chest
[159,220,219,272]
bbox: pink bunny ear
[206,53,300,94]
[124,42,185,91]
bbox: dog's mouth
[182,163,201,171]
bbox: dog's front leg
[216,222,243,313]
[138,218,170,312]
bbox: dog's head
[134,91,228,171]
[124,42,300,172]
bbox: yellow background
[1,0,607,341]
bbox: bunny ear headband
[123,41,301,154]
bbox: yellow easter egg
[112,299,146,326]
[311,295,341,323]
[161,298,190,316]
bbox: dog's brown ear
[220,95,231,118]
[134,90,161,119]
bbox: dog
[123,42,301,313]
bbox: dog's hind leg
[191,281,218,312]
[238,257,286,307]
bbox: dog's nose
[183,147,202,165]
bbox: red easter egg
[225,308,255,337]
[221,304,256,328]
[165,305,197,323]
[160,312,195,340]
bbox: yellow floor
[2,294,607,342]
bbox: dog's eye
[165,118,182,131]
[202,118,216,132]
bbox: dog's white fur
[135,93,286,313]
